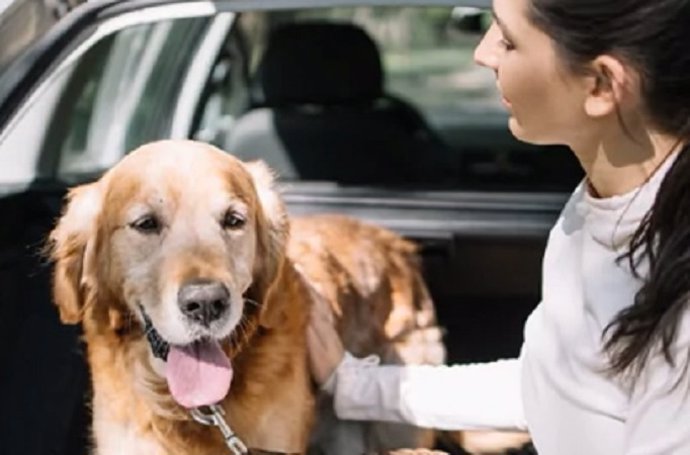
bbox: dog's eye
[222,211,246,230]
[130,215,161,234]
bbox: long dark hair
[528,0,690,381]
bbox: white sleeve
[328,353,527,431]
[622,320,690,454]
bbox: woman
[306,0,690,453]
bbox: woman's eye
[222,211,246,230]
[499,38,515,51]
[130,215,161,234]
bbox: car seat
[225,21,454,185]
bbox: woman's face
[474,0,592,146]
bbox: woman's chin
[507,116,527,141]
[507,117,550,145]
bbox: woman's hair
[528,0,690,381]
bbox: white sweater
[328,155,690,455]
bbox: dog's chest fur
[94,417,166,455]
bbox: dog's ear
[244,161,290,328]
[47,183,102,324]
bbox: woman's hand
[306,297,345,387]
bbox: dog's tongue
[165,339,233,408]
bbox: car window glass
[54,18,209,179]
[292,7,500,127]
[0,16,209,190]
[192,25,250,145]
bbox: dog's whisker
[229,316,251,350]
[243,297,260,307]
[239,319,250,339]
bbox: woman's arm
[330,355,527,431]
[307,294,527,431]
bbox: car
[0,1,582,454]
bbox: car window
[54,18,209,179]
[0,16,210,189]
[293,6,500,128]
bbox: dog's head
[48,140,288,406]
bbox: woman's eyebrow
[492,10,516,42]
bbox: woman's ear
[47,183,102,324]
[244,160,290,328]
[584,55,639,118]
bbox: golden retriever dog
[48,140,445,455]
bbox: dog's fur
[290,216,445,455]
[48,140,445,455]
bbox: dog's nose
[178,281,230,326]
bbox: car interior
[0,4,584,454]
[225,21,456,185]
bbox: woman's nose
[473,22,501,70]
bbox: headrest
[257,22,384,106]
